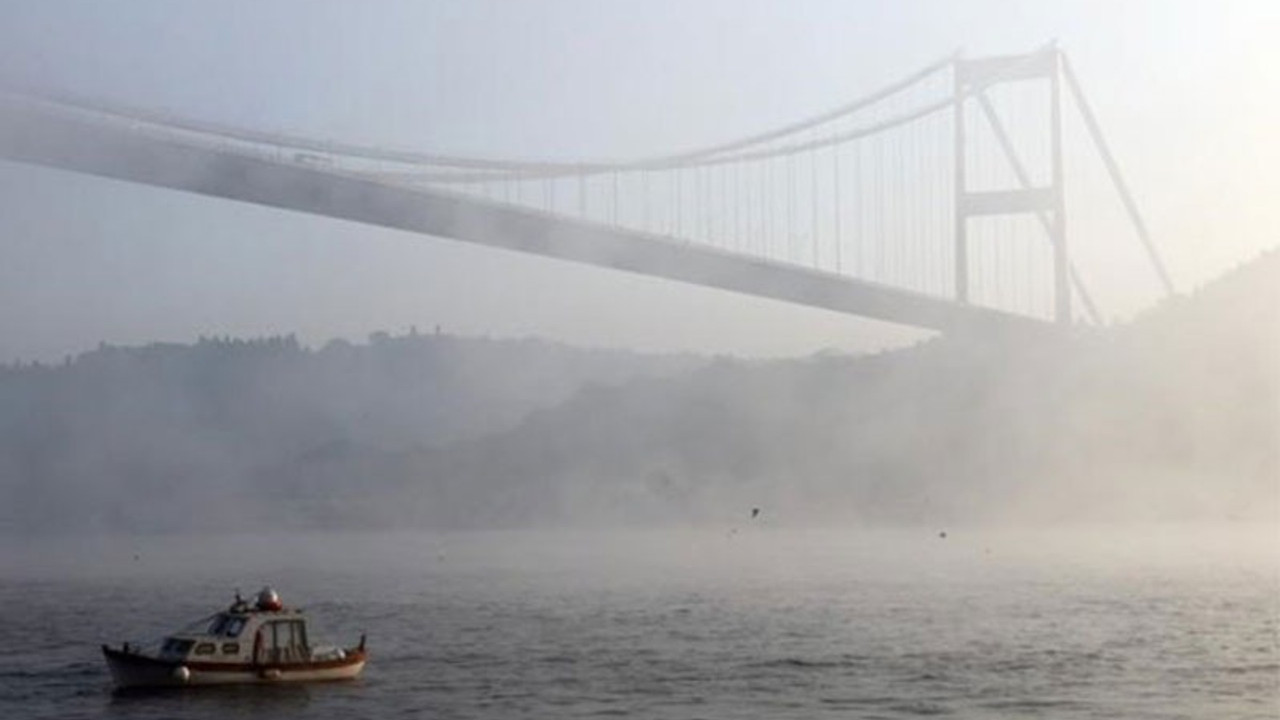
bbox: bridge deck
[0,96,1047,334]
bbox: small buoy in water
[751,508,760,519]
[938,530,947,539]
[171,665,191,683]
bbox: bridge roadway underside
[0,99,1047,335]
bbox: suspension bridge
[0,44,1172,335]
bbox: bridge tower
[953,46,1070,324]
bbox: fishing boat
[101,587,367,688]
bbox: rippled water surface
[2,527,1276,719]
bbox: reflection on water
[108,683,316,715]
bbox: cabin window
[206,615,247,637]
[221,642,240,655]
[289,620,308,651]
[258,620,309,664]
[161,638,194,656]
[271,621,294,650]
[206,614,246,637]
[194,643,216,656]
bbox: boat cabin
[156,589,312,665]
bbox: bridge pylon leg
[953,53,969,306]
[953,44,1071,325]
[1048,49,1069,325]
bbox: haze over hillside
[0,333,700,533]
[378,250,1277,529]
[1,251,1275,535]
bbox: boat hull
[102,646,366,689]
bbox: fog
[0,251,1274,541]
[2,10,1278,720]
[0,1,1277,360]
[5,525,1276,593]
[0,3,1276,566]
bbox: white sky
[0,0,1276,362]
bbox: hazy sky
[0,1,1276,362]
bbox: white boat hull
[103,645,367,689]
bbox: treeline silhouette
[1,251,1275,534]
[0,331,699,533]
[270,251,1278,529]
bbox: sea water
[1,526,1276,719]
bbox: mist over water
[0,3,1277,717]
[0,246,1274,717]
[0,225,1274,720]
[4,524,1278,599]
